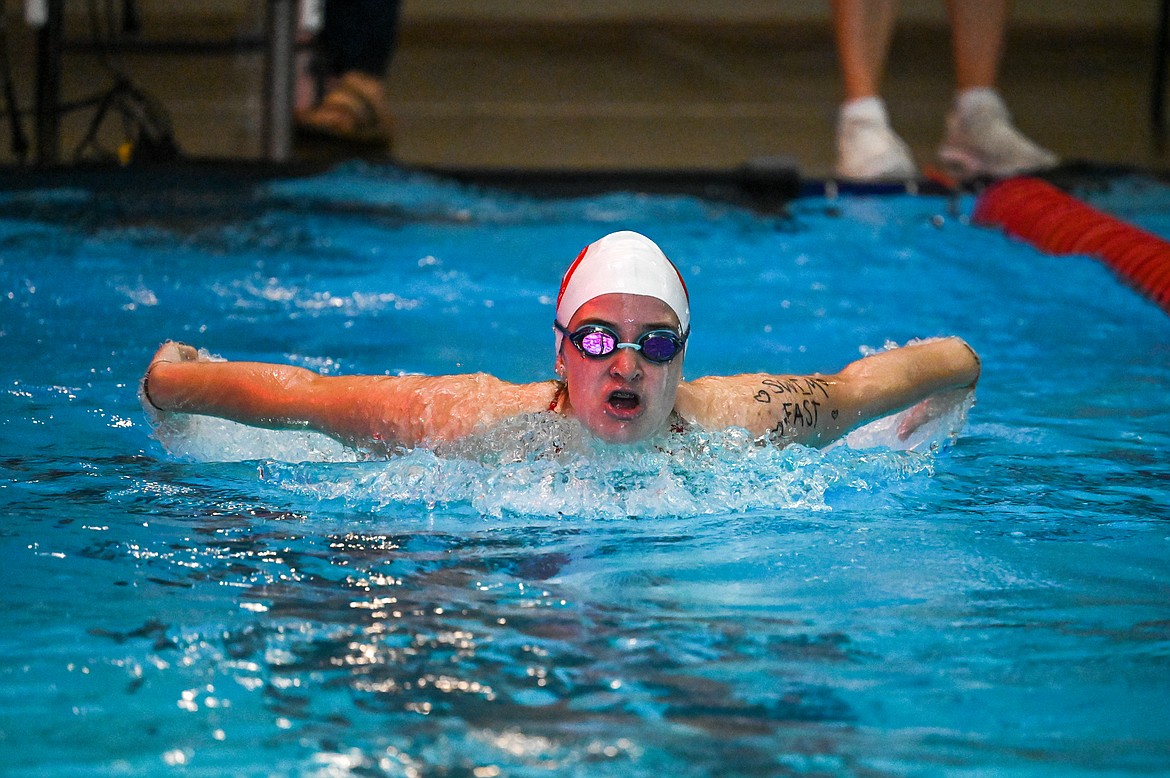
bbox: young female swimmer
[141,231,980,454]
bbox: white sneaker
[834,97,918,182]
[938,88,1058,179]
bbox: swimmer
[140,230,980,453]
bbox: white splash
[146,390,971,518]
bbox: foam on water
[146,378,973,517]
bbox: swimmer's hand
[149,340,200,369]
[896,386,973,442]
[140,341,201,424]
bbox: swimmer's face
[557,293,685,444]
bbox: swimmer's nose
[609,346,642,380]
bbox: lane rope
[973,177,1170,311]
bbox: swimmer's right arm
[141,342,555,450]
[142,341,399,447]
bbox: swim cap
[554,231,690,354]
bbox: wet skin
[556,293,685,444]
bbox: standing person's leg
[938,0,1057,177]
[831,0,917,181]
[949,0,1005,91]
[296,0,400,146]
[833,0,898,100]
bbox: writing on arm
[679,338,979,449]
[675,373,845,447]
[751,376,841,444]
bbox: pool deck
[0,14,1166,181]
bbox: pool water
[1,164,1168,776]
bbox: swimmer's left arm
[824,337,980,444]
[676,337,980,447]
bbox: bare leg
[938,0,1057,178]
[832,0,899,101]
[948,0,1007,92]
[831,0,916,180]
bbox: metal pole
[264,0,296,162]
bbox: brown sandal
[294,74,393,147]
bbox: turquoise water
[1,164,1169,776]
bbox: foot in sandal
[294,71,393,147]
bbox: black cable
[69,0,179,162]
[15,0,272,164]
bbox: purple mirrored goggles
[555,321,688,364]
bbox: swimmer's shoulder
[675,373,837,436]
[359,373,560,447]
[675,373,771,406]
[674,374,757,430]
[434,373,561,421]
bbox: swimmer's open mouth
[607,390,641,413]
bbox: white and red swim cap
[554,230,690,354]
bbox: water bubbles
[157,407,953,519]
